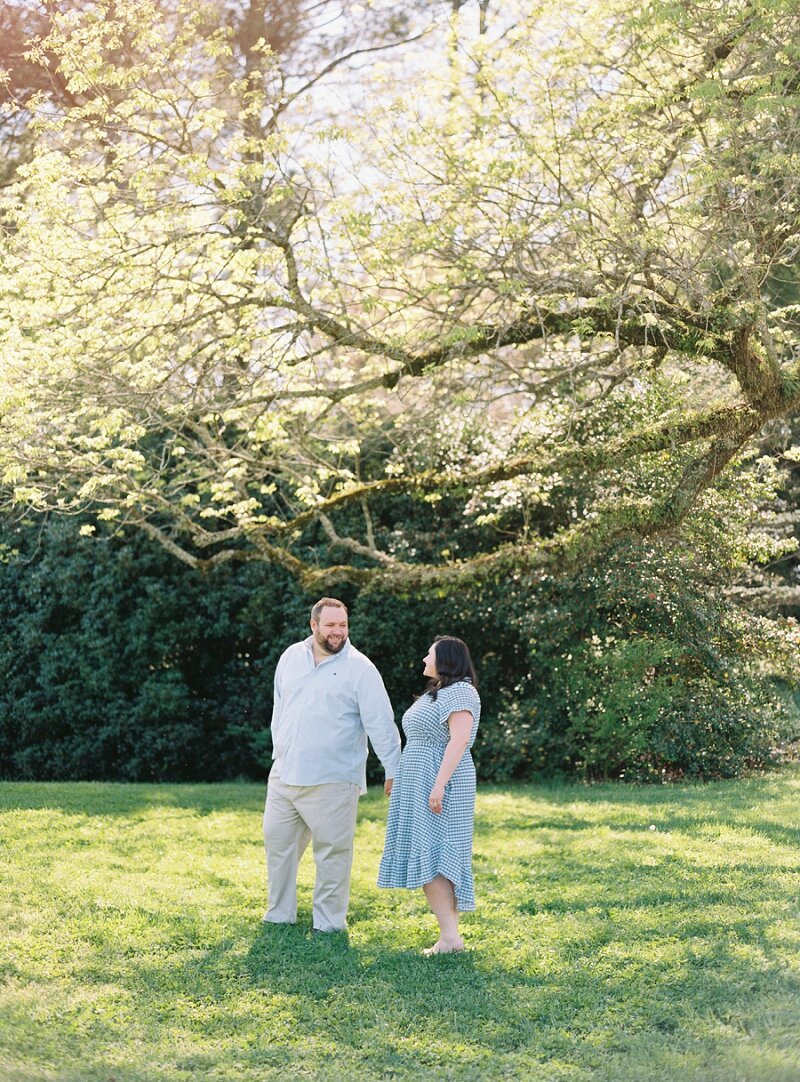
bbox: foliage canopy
[0,0,799,589]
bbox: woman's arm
[429,710,473,814]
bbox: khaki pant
[262,773,361,931]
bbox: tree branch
[273,400,762,534]
[317,512,398,565]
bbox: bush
[1,519,797,783]
[0,518,303,780]
[479,543,800,781]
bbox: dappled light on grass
[1,773,799,1080]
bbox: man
[263,597,401,932]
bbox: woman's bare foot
[422,938,465,955]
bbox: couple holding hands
[262,597,481,955]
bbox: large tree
[1,0,799,590]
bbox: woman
[378,635,481,954]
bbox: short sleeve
[437,682,479,722]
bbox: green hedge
[464,547,799,781]
[0,519,797,783]
[0,520,300,780]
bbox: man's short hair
[310,597,348,623]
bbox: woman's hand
[384,778,393,797]
[429,783,445,814]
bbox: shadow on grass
[84,917,526,1078]
[0,780,265,817]
[4,769,799,840]
[241,921,534,1065]
[112,900,800,1079]
[467,771,800,852]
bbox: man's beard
[316,632,346,655]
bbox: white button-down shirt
[270,636,401,793]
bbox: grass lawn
[1,769,799,1082]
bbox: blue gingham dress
[377,680,481,911]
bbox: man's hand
[384,778,393,797]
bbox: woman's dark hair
[427,635,478,700]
